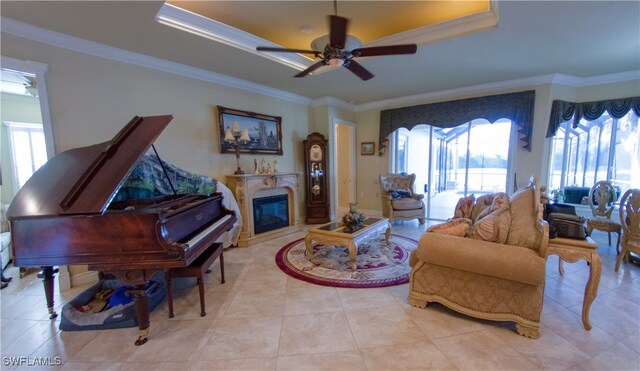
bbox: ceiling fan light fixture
[255,5,416,81]
[310,34,361,51]
[328,58,344,67]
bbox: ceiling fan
[256,1,417,81]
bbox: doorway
[0,56,61,285]
[1,58,54,200]
[331,118,356,217]
[392,119,513,221]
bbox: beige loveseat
[408,177,549,338]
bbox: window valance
[378,90,536,155]
[546,96,640,138]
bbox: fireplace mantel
[226,173,302,247]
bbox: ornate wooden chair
[379,173,425,224]
[586,181,621,253]
[615,189,640,272]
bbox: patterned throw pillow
[470,193,511,243]
[471,193,496,222]
[389,189,412,199]
[427,218,473,237]
[506,187,539,250]
[453,194,475,219]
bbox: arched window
[391,118,513,221]
[548,110,639,200]
[547,97,640,201]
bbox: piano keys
[8,115,236,345]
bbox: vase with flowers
[342,203,365,232]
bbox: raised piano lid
[8,115,174,218]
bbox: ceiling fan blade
[344,60,374,81]
[352,44,417,57]
[257,46,320,56]
[294,60,326,78]
[329,15,348,48]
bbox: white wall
[0,34,311,189]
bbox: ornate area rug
[275,234,418,288]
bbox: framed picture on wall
[361,142,375,155]
[217,106,283,155]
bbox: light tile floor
[1,221,639,370]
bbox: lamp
[225,121,251,174]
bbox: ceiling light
[310,34,361,51]
[328,58,344,67]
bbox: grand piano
[7,115,236,345]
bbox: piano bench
[165,243,224,318]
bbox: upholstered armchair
[379,173,425,224]
[587,180,621,253]
[408,176,549,338]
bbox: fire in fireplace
[253,194,289,234]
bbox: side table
[547,236,601,330]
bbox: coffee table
[305,217,391,271]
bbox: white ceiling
[1,1,638,105]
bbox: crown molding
[311,97,355,111]
[355,70,640,112]
[0,16,312,106]
[156,1,499,72]
[155,3,313,72]
[551,70,640,87]
[368,1,499,47]
[2,16,636,114]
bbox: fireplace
[253,194,289,234]
[226,173,301,246]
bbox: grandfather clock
[304,132,330,224]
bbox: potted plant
[551,189,565,203]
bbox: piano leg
[127,285,151,346]
[165,270,175,318]
[38,266,59,319]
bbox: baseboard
[359,208,383,218]
[58,267,71,291]
[70,270,99,288]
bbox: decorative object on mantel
[275,234,418,288]
[224,121,251,175]
[254,158,279,174]
[342,203,364,232]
